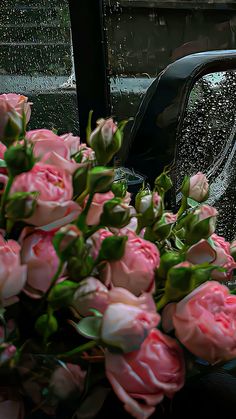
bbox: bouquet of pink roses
[0,93,236,419]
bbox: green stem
[156,295,168,312]
[76,192,94,230]
[177,196,187,219]
[44,260,64,300]
[58,340,97,359]
[0,175,14,226]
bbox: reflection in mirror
[175,70,236,240]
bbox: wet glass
[104,1,236,120]
[175,70,236,240]
[0,0,79,134]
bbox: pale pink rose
[108,287,157,313]
[105,329,185,419]
[0,388,24,419]
[172,281,236,364]
[194,205,218,236]
[164,212,177,224]
[86,191,114,225]
[137,192,161,215]
[26,129,80,174]
[60,132,81,155]
[0,93,31,140]
[0,236,27,306]
[101,300,160,352]
[92,229,160,296]
[21,230,60,297]
[76,143,95,162]
[71,277,109,316]
[187,234,236,281]
[50,363,86,400]
[89,118,117,148]
[11,162,80,227]
[189,172,209,202]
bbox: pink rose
[26,129,80,174]
[0,388,24,419]
[76,143,95,162]
[21,230,60,297]
[60,132,81,155]
[0,93,31,140]
[189,172,209,202]
[89,118,117,148]
[92,229,160,296]
[108,287,157,313]
[194,205,218,236]
[0,236,27,306]
[172,281,236,364]
[50,363,86,400]
[71,277,109,317]
[0,142,6,159]
[164,212,177,224]
[101,296,160,352]
[106,329,185,419]
[187,234,236,281]
[11,162,80,227]
[86,191,114,225]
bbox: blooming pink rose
[106,329,185,419]
[86,191,114,225]
[101,297,160,352]
[92,229,160,296]
[172,281,236,364]
[21,230,60,297]
[71,277,109,317]
[194,205,218,236]
[26,129,80,174]
[0,236,27,306]
[0,93,31,140]
[0,388,24,419]
[189,172,209,202]
[187,234,236,281]
[60,132,81,155]
[50,363,86,400]
[11,162,80,227]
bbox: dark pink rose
[172,281,236,364]
[106,329,185,419]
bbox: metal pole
[68,0,111,141]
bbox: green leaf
[73,317,102,339]
[187,198,199,208]
[174,235,185,250]
[0,159,6,168]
